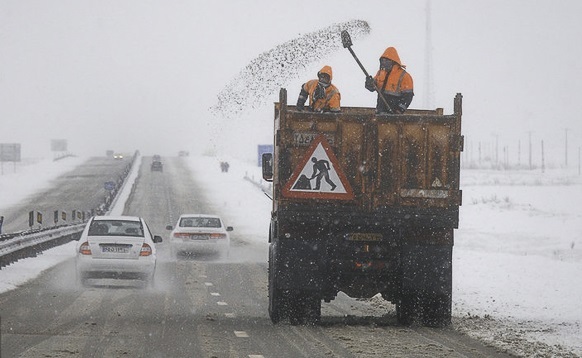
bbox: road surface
[0,157,513,357]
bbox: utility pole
[527,131,533,170]
[564,128,569,167]
[423,0,434,108]
[541,140,545,173]
[518,140,521,167]
[492,133,499,166]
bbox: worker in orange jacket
[296,66,341,112]
[365,47,414,114]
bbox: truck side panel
[275,111,462,214]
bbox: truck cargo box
[263,88,464,327]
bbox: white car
[166,214,232,259]
[75,216,162,287]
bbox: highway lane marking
[210,292,221,296]
[248,356,264,358]
[225,313,236,318]
[217,301,228,306]
[204,282,214,286]
[234,331,249,338]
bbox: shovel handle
[342,30,392,112]
[347,47,370,78]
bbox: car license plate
[346,233,382,242]
[191,234,209,240]
[101,245,131,253]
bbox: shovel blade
[341,30,353,48]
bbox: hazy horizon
[1,0,581,167]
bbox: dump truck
[262,88,463,326]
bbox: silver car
[75,216,162,287]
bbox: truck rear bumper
[271,238,399,297]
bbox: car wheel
[146,273,156,289]
[76,272,89,289]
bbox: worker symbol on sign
[309,157,336,191]
[284,134,354,200]
[292,157,336,191]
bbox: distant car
[153,154,161,161]
[151,161,163,172]
[178,151,189,157]
[113,153,124,160]
[166,214,232,259]
[75,216,162,287]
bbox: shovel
[341,30,391,111]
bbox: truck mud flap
[399,244,452,326]
[271,239,324,291]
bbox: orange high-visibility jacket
[373,47,414,98]
[299,66,341,112]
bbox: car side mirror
[153,235,163,243]
[262,153,273,182]
[165,225,173,230]
[226,226,234,232]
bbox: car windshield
[88,220,144,237]
[180,217,222,228]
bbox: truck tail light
[210,233,227,239]
[354,261,386,270]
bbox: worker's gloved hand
[365,76,375,91]
[296,97,305,111]
[314,84,325,100]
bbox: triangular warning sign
[282,134,354,200]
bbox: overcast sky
[1,0,581,165]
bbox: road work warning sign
[282,134,354,200]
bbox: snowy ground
[1,155,581,357]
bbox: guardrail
[0,224,85,268]
[0,151,140,269]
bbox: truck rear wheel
[268,244,287,324]
[288,302,303,326]
[396,293,417,326]
[422,293,452,327]
[269,285,284,324]
[399,244,453,327]
[305,295,321,324]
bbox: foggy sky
[1,0,581,165]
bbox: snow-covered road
[1,156,581,357]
